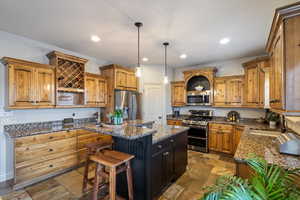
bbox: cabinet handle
[170,139,174,143]
[49,164,53,168]
[49,149,53,152]
[158,145,162,149]
[163,152,169,156]
[49,136,54,139]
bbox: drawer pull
[49,149,53,152]
[49,136,54,139]
[170,139,174,143]
[49,164,53,168]
[163,152,169,156]
[158,145,162,149]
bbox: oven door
[187,126,208,152]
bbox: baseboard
[0,171,13,182]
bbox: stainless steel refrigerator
[115,90,141,120]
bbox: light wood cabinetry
[85,73,107,107]
[171,81,186,107]
[243,57,268,108]
[233,126,244,153]
[167,119,183,126]
[213,76,244,107]
[266,4,300,113]
[209,123,234,154]
[100,64,139,121]
[2,57,55,109]
[13,129,112,188]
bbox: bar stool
[82,140,134,200]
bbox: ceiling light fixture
[220,37,230,45]
[91,35,101,42]
[142,57,149,62]
[135,22,143,77]
[180,54,187,59]
[163,42,169,84]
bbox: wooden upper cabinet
[100,64,138,91]
[116,70,127,89]
[127,72,138,90]
[213,76,244,107]
[2,57,55,109]
[266,3,300,113]
[243,58,268,108]
[35,68,55,106]
[171,81,186,107]
[85,73,107,107]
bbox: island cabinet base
[112,131,188,200]
[235,161,253,180]
[151,131,188,199]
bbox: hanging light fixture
[163,42,169,84]
[135,22,143,77]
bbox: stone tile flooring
[0,151,235,200]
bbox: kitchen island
[4,119,189,200]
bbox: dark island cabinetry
[151,131,188,198]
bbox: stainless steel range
[182,110,213,153]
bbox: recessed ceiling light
[142,57,149,62]
[220,37,230,45]
[180,54,187,59]
[91,35,101,42]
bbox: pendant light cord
[138,25,140,68]
[163,42,169,76]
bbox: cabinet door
[8,64,35,107]
[258,67,265,107]
[227,78,243,106]
[35,68,55,106]
[245,65,259,105]
[209,130,218,151]
[116,70,127,89]
[162,146,174,186]
[221,130,233,154]
[127,72,138,90]
[174,133,187,179]
[97,79,107,106]
[151,152,164,197]
[214,79,226,106]
[85,76,97,106]
[270,25,284,110]
[171,82,185,106]
[233,126,244,153]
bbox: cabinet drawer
[15,137,77,167]
[167,120,182,126]
[152,137,175,155]
[209,123,233,132]
[15,130,77,147]
[78,133,112,150]
[16,153,78,184]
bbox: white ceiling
[0,0,297,67]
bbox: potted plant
[201,156,300,200]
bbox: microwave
[186,91,211,106]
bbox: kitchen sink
[249,130,282,137]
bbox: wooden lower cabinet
[209,123,234,154]
[233,126,244,153]
[236,161,253,180]
[167,119,183,126]
[13,129,112,188]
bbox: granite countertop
[84,124,157,139]
[4,120,156,139]
[234,127,300,169]
[152,125,189,144]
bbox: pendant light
[135,22,143,77]
[163,42,169,84]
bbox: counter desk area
[4,119,189,200]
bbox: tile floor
[0,151,236,200]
